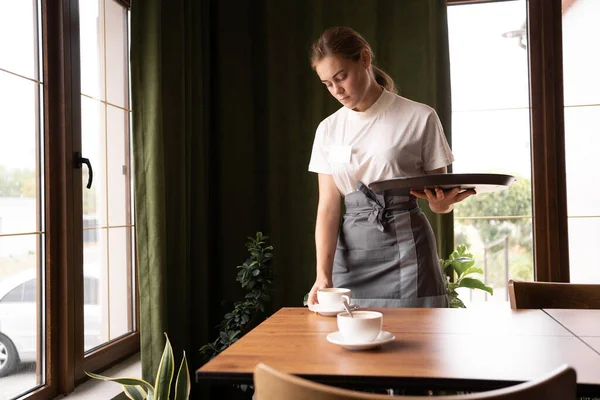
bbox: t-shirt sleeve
[308,121,332,174]
[422,109,455,171]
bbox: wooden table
[196,307,600,395]
[543,309,600,355]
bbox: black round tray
[368,173,516,196]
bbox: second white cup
[317,288,351,310]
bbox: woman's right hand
[307,278,331,306]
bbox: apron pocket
[333,246,400,299]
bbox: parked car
[0,269,103,377]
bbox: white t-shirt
[308,89,454,196]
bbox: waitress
[306,27,475,308]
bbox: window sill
[53,352,141,400]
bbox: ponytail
[372,65,397,94]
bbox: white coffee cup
[317,288,351,310]
[337,311,383,343]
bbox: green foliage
[454,176,532,253]
[200,232,274,361]
[441,245,494,308]
[454,175,532,218]
[86,333,190,400]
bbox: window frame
[447,0,570,283]
[19,1,139,399]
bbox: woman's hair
[310,26,397,94]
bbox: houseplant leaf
[174,352,191,400]
[458,277,494,295]
[154,333,175,400]
[122,385,148,400]
[451,257,475,277]
[85,372,154,396]
[460,266,484,278]
[449,296,466,308]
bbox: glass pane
[84,228,108,350]
[563,0,600,283]
[448,0,533,307]
[81,0,134,351]
[562,0,600,106]
[84,226,134,349]
[79,0,105,100]
[568,217,600,283]
[0,2,44,390]
[105,0,129,108]
[108,227,133,339]
[564,106,600,216]
[448,0,529,111]
[455,218,534,305]
[0,235,43,398]
[451,109,531,177]
[0,73,40,235]
[107,106,129,226]
[82,96,107,227]
[0,0,39,81]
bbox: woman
[306,26,475,308]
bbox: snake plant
[86,333,190,400]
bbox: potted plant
[441,244,494,308]
[200,232,274,360]
[87,333,190,400]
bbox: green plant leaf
[154,333,175,400]
[451,257,475,277]
[123,385,148,400]
[458,277,494,295]
[174,352,190,400]
[200,231,274,367]
[86,372,154,395]
[460,267,484,278]
[449,296,466,308]
[444,264,456,282]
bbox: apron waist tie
[347,181,418,232]
[345,200,418,232]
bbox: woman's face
[314,54,371,111]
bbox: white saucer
[326,331,395,350]
[308,303,359,317]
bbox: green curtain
[130,0,213,386]
[131,0,452,396]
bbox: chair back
[508,279,600,309]
[253,363,577,400]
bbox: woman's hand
[307,277,332,306]
[410,187,476,214]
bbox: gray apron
[332,182,448,308]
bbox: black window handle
[75,152,93,189]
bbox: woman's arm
[307,173,342,306]
[410,166,476,214]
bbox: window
[448,0,533,305]
[0,0,45,393]
[562,0,600,283]
[448,0,581,293]
[0,0,137,398]
[79,0,135,353]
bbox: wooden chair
[253,363,576,400]
[508,279,600,309]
